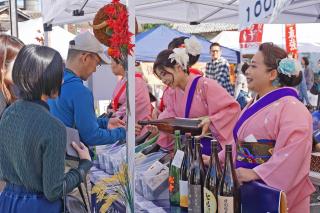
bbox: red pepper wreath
[92,0,134,60]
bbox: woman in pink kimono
[153,36,240,159]
[233,43,315,212]
[109,58,151,136]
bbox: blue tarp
[136,25,240,64]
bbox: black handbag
[62,179,91,213]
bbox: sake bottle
[135,130,152,145]
[169,130,182,206]
[141,143,160,155]
[204,140,222,213]
[179,133,193,210]
[138,118,202,135]
[218,145,240,213]
[188,137,206,213]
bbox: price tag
[171,150,184,169]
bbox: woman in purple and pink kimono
[232,43,314,212]
[153,36,240,160]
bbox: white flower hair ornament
[168,48,189,70]
[277,58,301,77]
[184,36,202,56]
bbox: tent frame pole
[126,0,135,212]
[9,0,18,37]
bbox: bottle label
[169,176,179,193]
[204,187,217,213]
[188,184,202,213]
[218,196,234,213]
[179,180,188,207]
[171,150,184,168]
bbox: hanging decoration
[92,0,134,61]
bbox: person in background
[48,31,126,147]
[302,56,314,92]
[297,65,311,106]
[205,42,234,96]
[0,34,24,117]
[228,43,314,213]
[108,58,151,137]
[0,45,92,212]
[235,62,251,110]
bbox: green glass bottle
[169,130,182,206]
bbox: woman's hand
[135,123,143,136]
[236,167,260,185]
[198,116,211,136]
[72,142,91,161]
[108,117,125,129]
[146,125,159,138]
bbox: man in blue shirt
[48,32,126,146]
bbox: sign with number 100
[239,0,276,30]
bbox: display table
[310,171,320,186]
[90,166,126,213]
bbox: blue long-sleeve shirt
[48,69,126,146]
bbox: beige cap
[69,31,110,64]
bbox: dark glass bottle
[141,143,160,155]
[188,137,205,213]
[218,145,240,213]
[138,118,202,135]
[158,153,171,167]
[169,130,182,206]
[179,133,193,210]
[135,131,152,146]
[204,140,222,213]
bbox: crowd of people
[0,29,319,213]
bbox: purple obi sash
[233,88,299,169]
[184,76,212,155]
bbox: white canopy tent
[211,23,320,53]
[135,0,320,24]
[41,0,320,26]
[8,18,75,60]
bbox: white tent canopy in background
[7,18,75,60]
[41,0,119,25]
[211,24,320,53]
[41,0,320,26]
[136,0,320,24]
[211,30,240,51]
